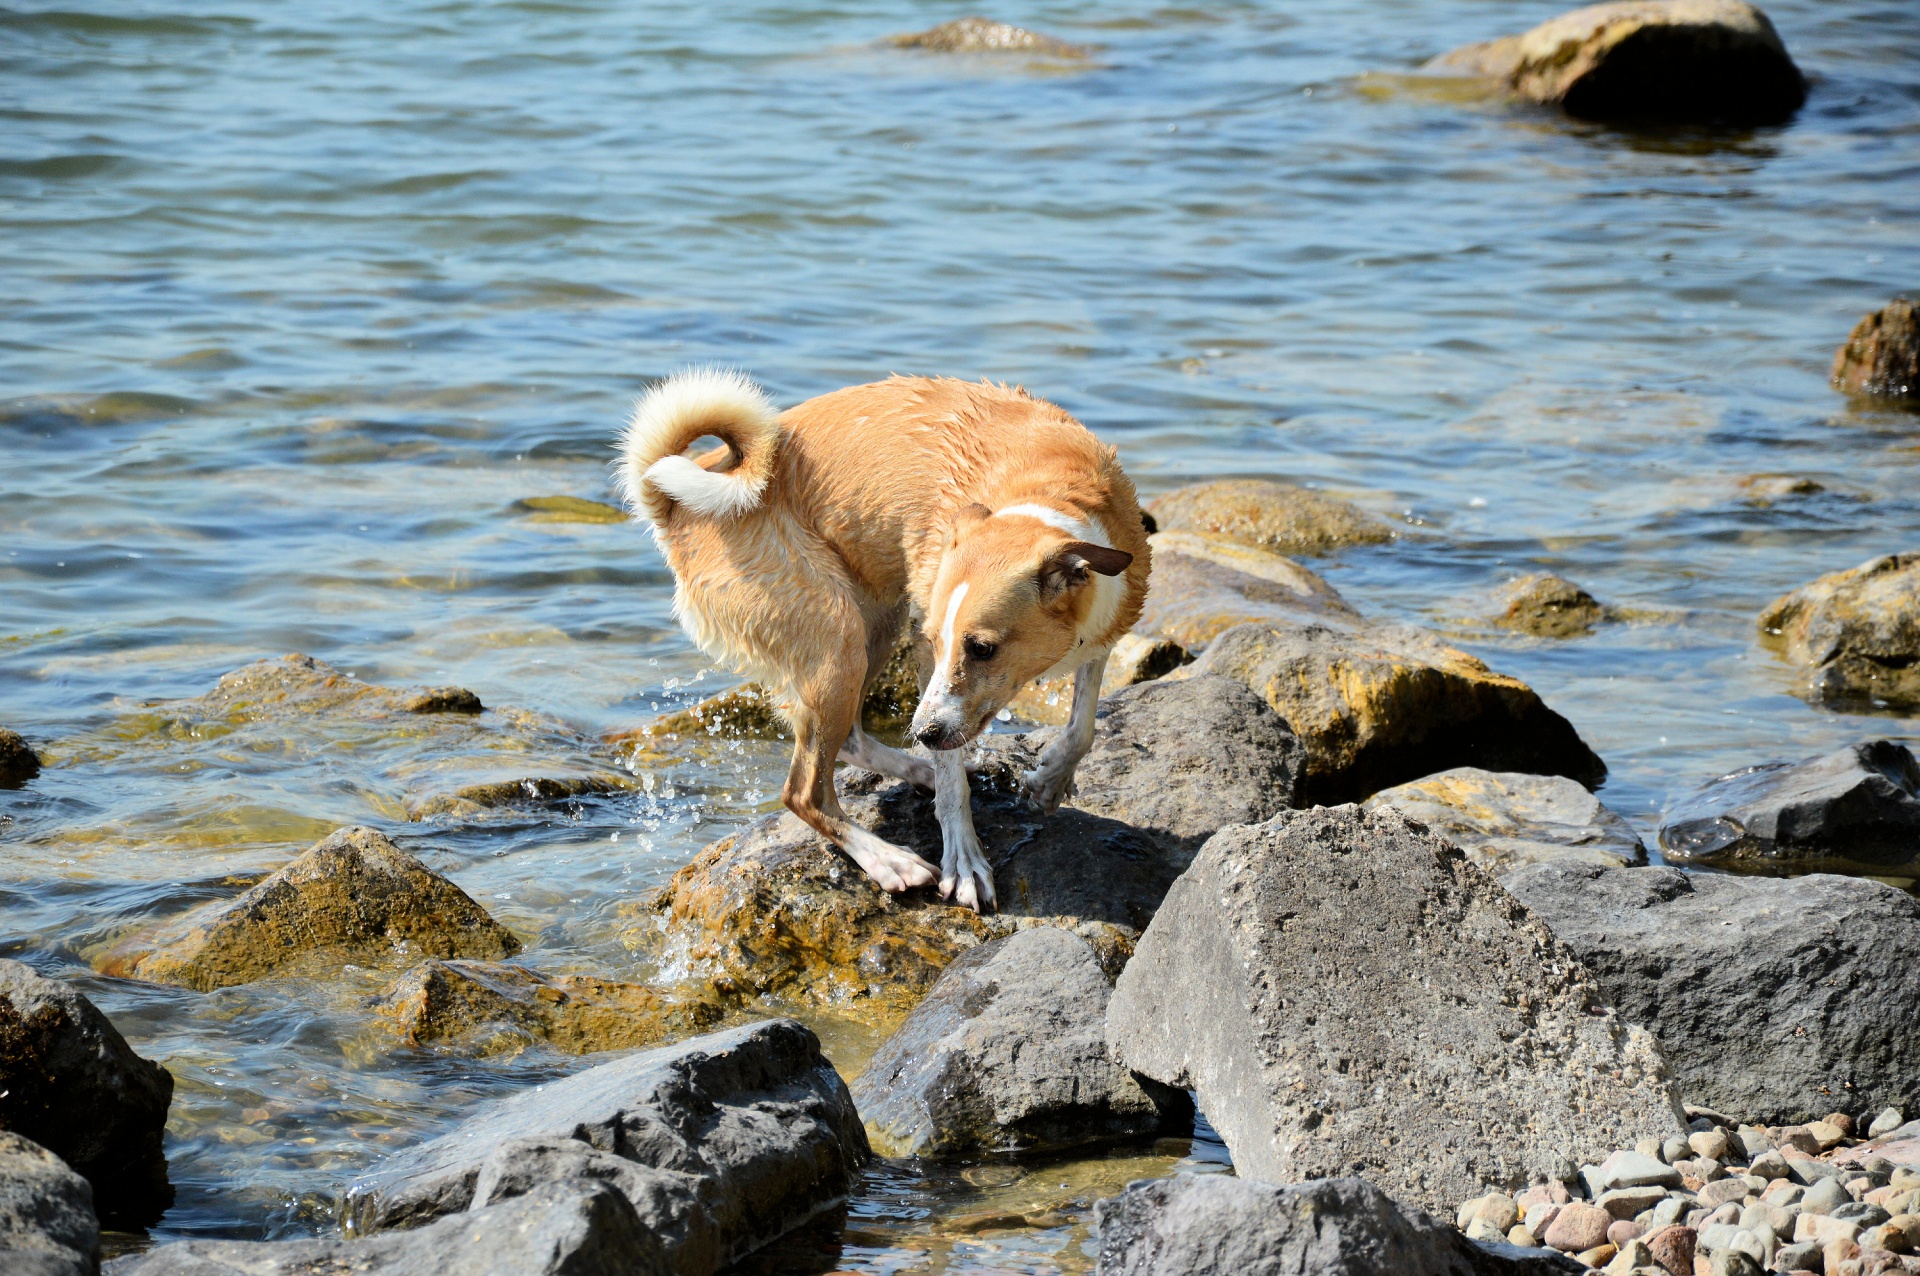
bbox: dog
[621,371,1149,911]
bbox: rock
[1144,479,1396,559]
[1135,530,1363,651]
[643,632,922,743]
[1602,1186,1672,1219]
[401,686,483,714]
[1596,1151,1687,1194]
[1806,1179,1856,1216]
[1699,1179,1754,1208]
[1546,1202,1615,1253]
[1607,1217,1643,1246]
[376,960,727,1055]
[511,494,630,525]
[1608,1238,1655,1273]
[344,1019,867,1275]
[849,928,1188,1157]
[1106,806,1682,1216]
[1461,1194,1523,1234]
[1363,767,1646,879]
[1426,0,1805,125]
[1091,1173,1585,1275]
[1760,555,1920,711]
[0,1133,98,1276]
[410,774,634,819]
[1646,1223,1697,1275]
[1186,621,1607,804]
[1005,631,1192,726]
[104,827,520,990]
[1692,1130,1734,1162]
[1873,1112,1908,1140]
[0,962,173,1226]
[107,1180,665,1276]
[1833,299,1920,401]
[1657,741,1920,871]
[884,16,1090,58]
[1776,1239,1823,1271]
[1493,574,1609,639]
[1808,1120,1849,1151]
[0,729,40,787]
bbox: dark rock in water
[1503,862,1920,1124]
[376,959,728,1055]
[1134,530,1362,652]
[1363,766,1647,879]
[104,826,521,990]
[400,686,483,714]
[1657,740,1920,870]
[0,961,174,1227]
[1491,573,1608,639]
[1760,554,1920,711]
[884,17,1089,58]
[1091,1174,1585,1276]
[0,729,40,787]
[108,1181,666,1276]
[1427,0,1805,126]
[1833,298,1920,401]
[1187,621,1607,805]
[411,773,634,819]
[850,927,1189,1158]
[343,1019,868,1276]
[1144,479,1395,559]
[1106,806,1681,1216]
[0,1132,99,1276]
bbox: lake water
[3,0,1918,1268]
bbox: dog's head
[910,503,1132,751]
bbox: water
[3,0,1919,1267]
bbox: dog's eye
[963,636,998,663]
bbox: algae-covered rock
[379,959,727,1055]
[1135,530,1362,652]
[191,653,483,720]
[1760,553,1920,710]
[108,826,520,990]
[1363,767,1647,879]
[1832,298,1920,401]
[1492,574,1609,639]
[1428,0,1805,126]
[884,17,1089,58]
[645,631,921,742]
[410,774,634,820]
[1145,480,1395,558]
[0,729,40,787]
[512,494,631,524]
[1188,621,1606,805]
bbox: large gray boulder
[107,1181,663,1276]
[1091,1174,1584,1276]
[1106,806,1683,1215]
[343,1019,867,1276]
[1363,766,1647,879]
[849,927,1188,1158]
[0,1133,98,1276]
[1503,863,1920,1124]
[1657,740,1920,871]
[0,962,173,1227]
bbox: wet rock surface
[344,1019,868,1276]
[377,959,728,1055]
[0,728,40,787]
[0,961,173,1227]
[410,773,634,820]
[1833,298,1920,400]
[883,16,1089,58]
[1364,767,1647,878]
[106,826,521,991]
[1186,621,1607,804]
[110,1180,667,1276]
[1428,0,1805,125]
[1005,630,1191,726]
[1503,863,1920,1123]
[1134,530,1362,651]
[850,927,1189,1158]
[1107,806,1682,1216]
[1492,574,1609,639]
[641,632,921,744]
[1657,740,1920,871]
[0,1132,99,1276]
[1761,554,1920,711]
[1144,479,1395,558]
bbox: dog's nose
[915,723,946,749]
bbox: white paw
[1021,765,1074,815]
[841,827,939,894]
[939,835,996,914]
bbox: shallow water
[3,0,1919,1266]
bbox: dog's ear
[948,503,993,544]
[1039,541,1133,598]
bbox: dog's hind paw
[1020,767,1074,816]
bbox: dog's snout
[915,723,948,749]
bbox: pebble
[1604,1237,1654,1274]
[1645,1223,1697,1275]
[1780,1127,1825,1157]
[1545,1202,1614,1253]
[1751,1151,1792,1181]
[1662,1134,1695,1165]
[1597,1150,1687,1193]
[1608,1217,1644,1246]
[1736,1126,1775,1161]
[1693,1130,1734,1162]
[1649,1196,1693,1230]
[1869,1109,1907,1140]
[1575,1242,1617,1268]
[1465,1217,1507,1243]
[1809,1120,1851,1151]
[1601,1186,1671,1220]
[1700,1179,1753,1209]
[1777,1239,1823,1271]
[1458,1192,1520,1233]
[1807,1178,1856,1216]
[1508,1223,1538,1248]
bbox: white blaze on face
[934,581,969,694]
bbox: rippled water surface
[5,0,1920,1267]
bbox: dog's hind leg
[1022,648,1109,815]
[933,747,994,912]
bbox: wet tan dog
[621,371,1149,910]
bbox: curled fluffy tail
[620,368,781,526]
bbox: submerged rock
[1135,530,1362,651]
[512,494,631,525]
[1144,479,1395,558]
[1187,621,1607,804]
[1364,767,1647,878]
[110,1180,666,1276]
[0,1133,99,1276]
[410,773,634,820]
[850,927,1189,1158]
[1107,806,1682,1216]
[0,961,174,1227]
[107,826,520,990]
[1657,740,1920,871]
[1504,862,1920,1124]
[344,1019,868,1276]
[644,632,920,742]
[377,960,727,1055]
[884,16,1089,58]
[1492,573,1609,639]
[1428,0,1805,126]
[1833,298,1920,401]
[0,729,40,787]
[188,653,485,721]
[1760,554,1920,710]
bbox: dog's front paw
[939,835,997,914]
[1020,766,1073,816]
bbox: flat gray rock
[0,961,174,1226]
[1363,766,1646,879]
[1107,806,1683,1215]
[1091,1174,1584,1276]
[1503,862,1920,1124]
[0,1133,98,1276]
[107,1181,663,1275]
[850,927,1188,1157]
[343,1019,867,1276]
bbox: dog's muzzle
[915,721,967,750]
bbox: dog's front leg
[933,748,994,912]
[1022,649,1107,814]
[838,726,935,789]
